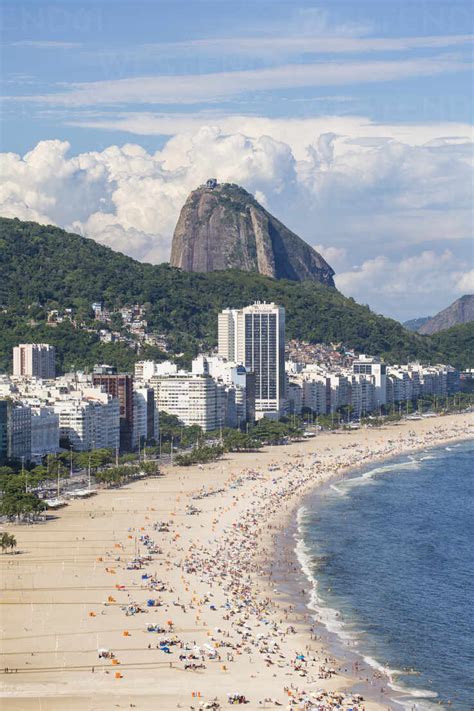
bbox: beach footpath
[1,412,472,710]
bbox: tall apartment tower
[13,343,56,378]
[218,302,285,414]
[352,354,387,407]
[92,373,134,451]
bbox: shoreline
[270,436,473,711]
[0,413,472,710]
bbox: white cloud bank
[0,117,472,320]
[335,250,473,317]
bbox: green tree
[6,533,17,554]
[140,461,161,476]
[175,444,225,466]
[0,491,47,521]
[1,532,10,554]
[222,429,263,452]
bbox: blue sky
[2,0,473,152]
[0,0,473,319]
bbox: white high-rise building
[133,387,159,448]
[352,355,386,407]
[30,407,60,460]
[13,344,56,379]
[329,374,351,413]
[7,404,32,461]
[386,368,413,403]
[150,373,224,432]
[302,377,329,415]
[134,360,178,383]
[192,355,254,425]
[53,393,120,452]
[286,381,303,414]
[54,401,93,451]
[217,309,243,362]
[350,375,376,417]
[218,302,285,415]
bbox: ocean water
[296,440,474,710]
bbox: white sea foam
[295,504,442,710]
[409,453,435,462]
[295,510,357,643]
[364,657,403,680]
[294,535,314,583]
[296,504,310,528]
[389,682,438,698]
[335,459,419,494]
[389,697,439,711]
[361,658,439,709]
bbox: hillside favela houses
[0,302,462,465]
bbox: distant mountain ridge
[170,181,335,285]
[418,295,474,335]
[403,316,432,332]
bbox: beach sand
[1,412,472,710]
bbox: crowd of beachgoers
[1,414,472,710]
[90,467,372,709]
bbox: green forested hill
[0,217,472,372]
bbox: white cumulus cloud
[0,119,472,319]
[456,269,474,294]
[337,250,473,320]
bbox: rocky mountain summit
[170,181,335,286]
[417,294,474,335]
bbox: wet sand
[1,412,472,710]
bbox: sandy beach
[1,412,472,711]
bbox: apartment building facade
[218,302,286,415]
[13,344,56,379]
